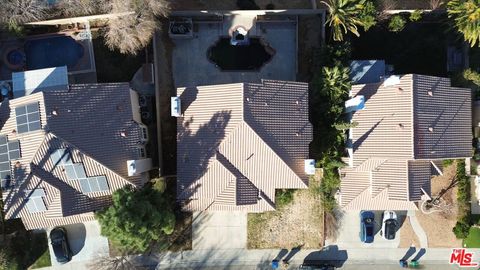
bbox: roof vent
[295,100,299,105]
[11,129,16,134]
[428,90,433,96]
[396,123,404,130]
[52,109,58,116]
[428,127,434,132]
[120,131,127,137]
[396,87,404,94]
[246,97,250,102]
[383,75,401,86]
[264,102,268,106]
[295,132,300,137]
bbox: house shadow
[302,245,348,268]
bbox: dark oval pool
[207,37,274,71]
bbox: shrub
[409,10,423,22]
[359,1,377,31]
[388,15,406,32]
[276,189,295,208]
[453,220,471,239]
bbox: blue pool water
[24,36,84,70]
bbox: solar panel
[26,197,46,213]
[50,149,72,166]
[79,176,109,193]
[15,102,41,134]
[64,163,86,180]
[7,141,20,160]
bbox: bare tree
[55,0,109,17]
[0,0,48,28]
[89,254,146,270]
[104,0,171,55]
[377,0,397,21]
[430,0,444,10]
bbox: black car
[49,227,72,264]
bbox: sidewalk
[150,247,480,269]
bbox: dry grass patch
[247,173,324,249]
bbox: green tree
[322,0,368,41]
[388,15,406,32]
[448,0,480,46]
[96,184,176,253]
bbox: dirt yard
[416,163,463,248]
[247,171,323,249]
[399,217,420,248]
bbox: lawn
[0,220,51,270]
[464,227,480,248]
[351,14,451,77]
[30,249,51,269]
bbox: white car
[380,211,398,240]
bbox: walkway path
[407,210,429,248]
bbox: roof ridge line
[242,121,306,188]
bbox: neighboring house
[1,70,151,230]
[176,80,312,212]
[340,74,472,210]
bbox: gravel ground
[247,171,324,249]
[416,164,463,248]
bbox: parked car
[359,210,375,243]
[49,227,72,264]
[380,211,398,240]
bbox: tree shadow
[177,110,231,204]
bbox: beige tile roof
[1,83,145,230]
[341,74,472,210]
[177,80,312,212]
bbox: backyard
[351,14,453,77]
[247,170,324,249]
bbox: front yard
[247,170,324,249]
[417,163,463,247]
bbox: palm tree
[322,0,366,41]
[448,0,480,46]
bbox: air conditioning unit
[345,95,365,113]
[171,97,181,117]
[304,159,315,175]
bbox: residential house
[340,74,472,210]
[176,80,312,211]
[2,68,151,229]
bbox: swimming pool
[24,36,84,70]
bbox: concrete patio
[171,13,297,87]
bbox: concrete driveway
[192,211,247,250]
[48,220,109,266]
[331,210,404,249]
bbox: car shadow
[64,223,86,256]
